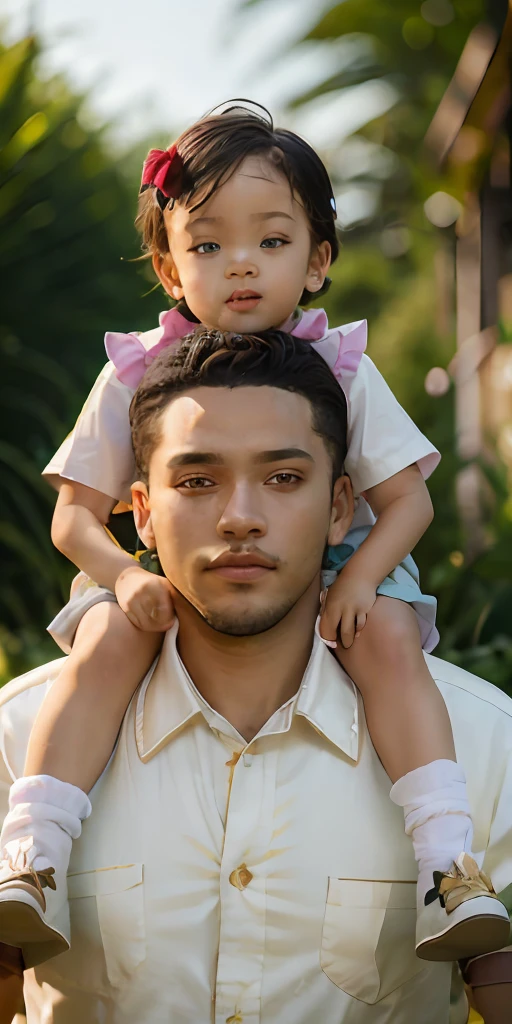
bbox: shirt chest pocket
[320,878,425,1004]
[66,863,146,990]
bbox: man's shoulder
[0,658,66,710]
[426,653,512,720]
[0,659,66,779]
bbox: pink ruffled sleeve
[104,331,149,390]
[105,306,195,389]
[308,320,367,391]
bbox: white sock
[1,775,91,876]
[390,759,474,900]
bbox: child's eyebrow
[251,211,295,222]
[189,215,221,227]
[189,211,295,229]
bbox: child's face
[154,154,331,331]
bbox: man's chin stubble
[203,604,294,637]
[174,587,308,638]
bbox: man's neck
[174,585,320,741]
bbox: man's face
[134,385,351,637]
[154,155,330,332]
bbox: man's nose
[216,483,266,540]
[225,252,259,279]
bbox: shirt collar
[135,621,359,764]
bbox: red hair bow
[141,144,183,199]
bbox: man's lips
[207,551,277,582]
[226,289,262,311]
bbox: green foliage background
[0,36,162,679]
[254,0,512,692]
[1,6,512,692]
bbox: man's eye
[192,242,220,254]
[260,238,288,249]
[267,473,300,485]
[180,477,215,489]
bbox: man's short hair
[130,328,348,485]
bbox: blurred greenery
[0,35,162,680]
[242,0,512,691]
[1,7,512,694]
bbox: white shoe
[0,837,69,968]
[416,852,511,961]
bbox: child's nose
[225,254,259,278]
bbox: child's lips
[226,290,262,311]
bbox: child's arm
[344,463,433,588]
[53,480,134,590]
[52,480,175,632]
[320,463,433,648]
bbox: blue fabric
[323,525,439,653]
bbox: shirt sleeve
[481,736,512,900]
[42,362,136,504]
[345,354,440,495]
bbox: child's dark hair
[130,327,347,485]
[136,101,339,306]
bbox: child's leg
[0,601,162,965]
[335,596,467,885]
[335,595,509,959]
[335,595,454,782]
[25,600,162,790]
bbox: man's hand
[319,571,377,649]
[463,949,512,1023]
[115,564,175,632]
[0,970,23,1024]
[0,943,24,1024]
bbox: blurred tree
[3,11,512,691]
[240,0,512,690]
[0,35,163,680]
[243,0,487,247]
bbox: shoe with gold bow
[416,852,511,961]
[0,836,69,967]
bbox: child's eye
[260,237,289,249]
[192,242,220,254]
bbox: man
[0,328,511,1023]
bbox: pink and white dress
[43,305,440,653]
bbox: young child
[0,103,508,969]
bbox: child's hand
[320,573,377,649]
[115,564,175,632]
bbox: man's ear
[152,251,184,301]
[327,474,354,547]
[131,481,156,549]
[305,240,331,295]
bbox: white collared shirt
[0,628,510,1024]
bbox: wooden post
[454,192,487,558]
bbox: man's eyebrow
[167,452,224,468]
[167,448,313,468]
[254,448,314,464]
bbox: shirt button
[144,354,153,366]
[229,863,253,890]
